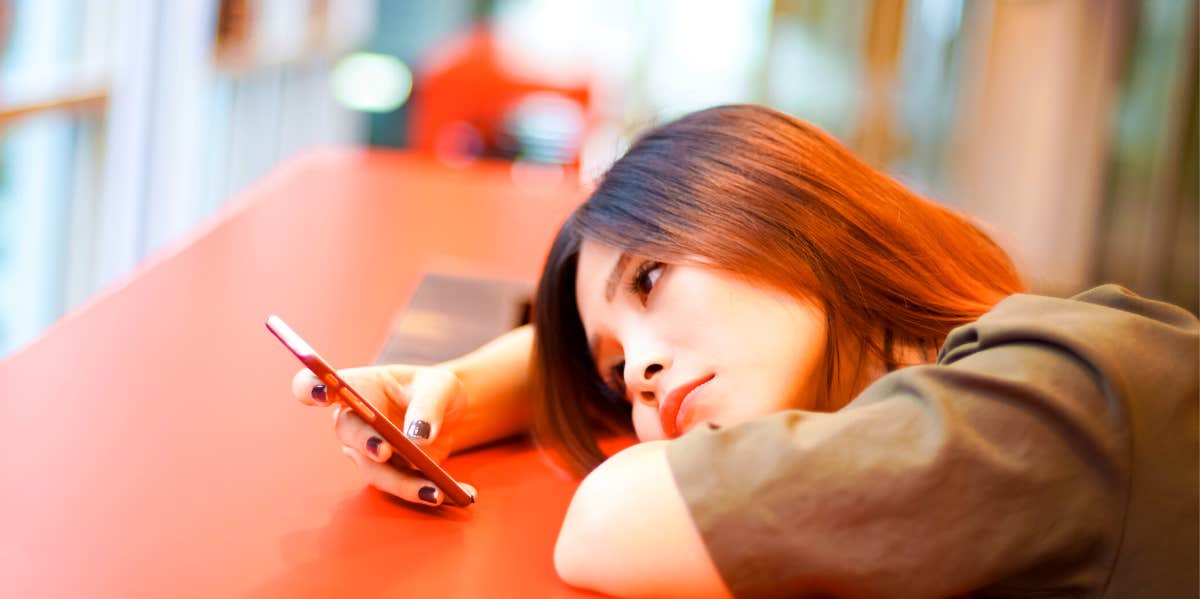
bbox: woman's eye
[608,361,627,397]
[627,261,665,301]
[604,360,633,398]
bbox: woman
[292,105,1198,598]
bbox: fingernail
[311,385,327,402]
[418,486,439,504]
[406,420,431,439]
[366,436,383,457]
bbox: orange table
[0,150,615,598]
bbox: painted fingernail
[406,420,431,439]
[311,385,327,402]
[418,485,439,504]
[366,436,383,457]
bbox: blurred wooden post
[852,0,907,169]
[1131,11,1197,305]
[949,0,1126,296]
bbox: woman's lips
[660,374,715,438]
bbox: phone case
[266,315,475,507]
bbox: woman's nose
[643,363,663,379]
[626,355,670,404]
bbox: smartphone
[266,315,475,507]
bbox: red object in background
[0,150,627,598]
[408,25,592,165]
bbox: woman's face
[574,239,829,441]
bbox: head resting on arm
[531,104,1024,476]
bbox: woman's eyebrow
[605,252,632,303]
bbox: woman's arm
[554,441,732,599]
[438,324,536,453]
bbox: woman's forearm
[437,324,536,453]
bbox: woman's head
[532,104,1023,474]
[573,239,831,445]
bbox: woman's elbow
[553,468,614,590]
[551,441,731,598]
[553,516,591,588]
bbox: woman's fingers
[292,368,328,406]
[291,364,475,506]
[292,365,410,414]
[333,404,394,463]
[340,446,476,507]
[291,366,462,449]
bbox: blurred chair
[407,24,592,166]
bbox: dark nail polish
[366,436,383,456]
[418,485,439,504]
[311,385,327,402]
[407,420,431,439]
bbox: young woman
[292,105,1198,598]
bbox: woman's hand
[291,364,477,507]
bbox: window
[0,0,372,357]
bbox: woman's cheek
[631,403,666,441]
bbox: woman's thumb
[400,368,462,447]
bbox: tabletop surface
[0,150,617,598]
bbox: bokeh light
[331,52,413,113]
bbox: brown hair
[531,105,1023,475]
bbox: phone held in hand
[265,315,475,507]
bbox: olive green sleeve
[664,286,1200,598]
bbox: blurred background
[0,0,1195,358]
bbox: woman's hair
[531,104,1024,475]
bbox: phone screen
[266,315,475,507]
